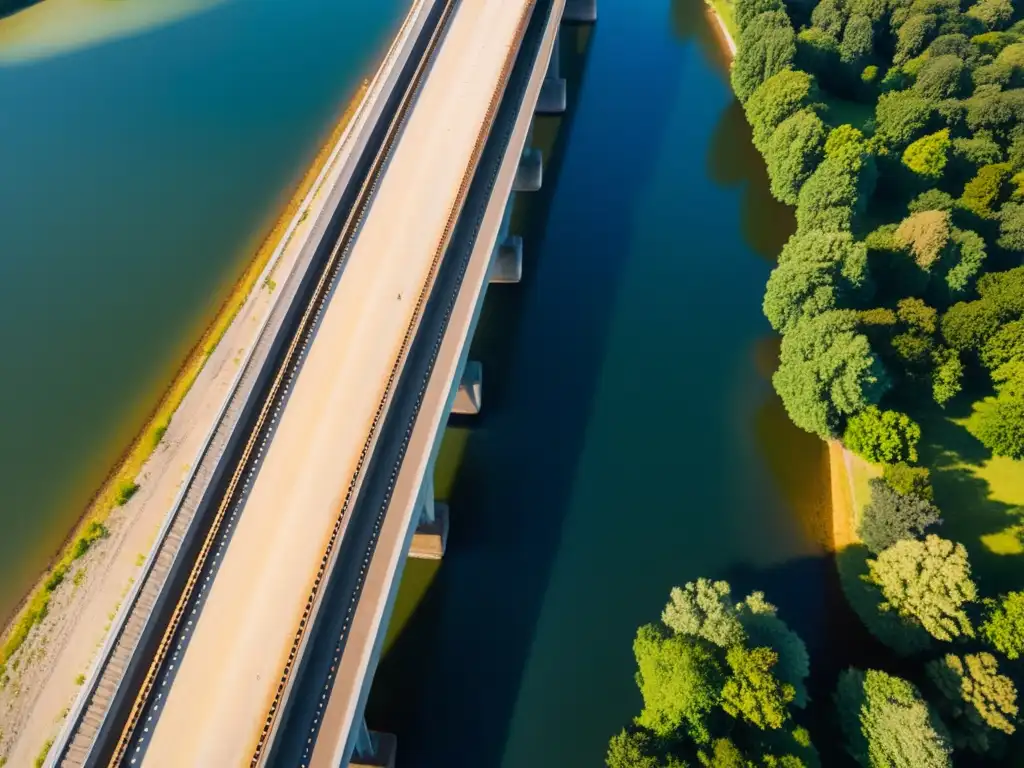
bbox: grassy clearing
[0,80,371,674]
[821,97,874,132]
[704,0,737,41]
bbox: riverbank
[704,0,735,58]
[0,77,369,765]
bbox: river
[0,0,406,617]
[365,0,853,765]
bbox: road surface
[132,0,532,764]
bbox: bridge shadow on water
[365,15,698,766]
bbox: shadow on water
[0,0,41,21]
[366,14,696,765]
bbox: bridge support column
[410,467,449,560]
[513,142,543,193]
[564,0,597,23]
[351,718,397,768]
[451,359,483,415]
[491,198,522,284]
[536,31,566,115]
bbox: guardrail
[48,1,436,765]
[262,0,561,763]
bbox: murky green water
[0,0,405,618]
[367,1,862,764]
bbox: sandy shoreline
[0,76,373,766]
[705,0,736,60]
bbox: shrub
[883,461,933,499]
[843,406,922,463]
[116,480,140,506]
[859,477,941,553]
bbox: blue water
[368,0,847,765]
[0,0,406,616]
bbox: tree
[895,209,951,269]
[843,406,922,463]
[739,599,811,709]
[697,739,746,768]
[811,0,847,36]
[835,668,953,768]
[980,591,1024,659]
[840,14,874,67]
[773,310,889,438]
[932,346,964,405]
[883,461,933,499]
[960,163,1011,218]
[981,318,1024,371]
[902,129,951,179]
[795,158,859,231]
[732,11,797,103]
[966,0,1014,31]
[951,135,1003,179]
[763,230,869,332]
[633,625,724,743]
[944,227,987,296]
[859,477,941,553]
[897,297,937,334]
[735,0,785,34]
[895,14,938,65]
[998,201,1024,251]
[941,299,1002,351]
[721,646,795,730]
[926,652,1018,754]
[977,265,1024,316]
[875,90,934,148]
[966,86,1015,135]
[913,55,968,100]
[866,534,977,641]
[765,110,827,204]
[745,70,819,153]
[968,393,1024,458]
[606,729,662,768]
[909,189,955,213]
[661,579,746,648]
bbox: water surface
[368,0,850,764]
[0,0,406,618]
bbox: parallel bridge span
[48,0,594,764]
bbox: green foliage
[951,135,1004,180]
[998,201,1024,250]
[909,189,955,213]
[960,162,1011,218]
[980,591,1024,659]
[859,477,941,553]
[926,652,1018,754]
[735,0,785,34]
[739,602,812,709]
[697,739,746,768]
[883,461,934,499]
[661,579,746,648]
[875,90,934,148]
[902,128,950,179]
[980,318,1024,370]
[966,0,1015,31]
[763,230,870,332]
[866,534,977,641]
[896,14,939,65]
[914,55,968,99]
[898,297,938,334]
[116,480,140,506]
[941,298,1002,351]
[732,11,797,103]
[721,646,795,730]
[968,392,1024,457]
[810,0,847,37]
[841,14,875,67]
[745,70,819,153]
[634,625,723,743]
[944,227,987,296]
[843,406,922,463]
[773,310,889,438]
[835,668,953,768]
[765,110,828,204]
[606,729,662,768]
[932,346,964,405]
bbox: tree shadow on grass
[914,403,1024,595]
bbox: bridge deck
[133,0,531,764]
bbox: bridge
[48,0,594,765]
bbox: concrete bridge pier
[491,197,523,284]
[513,122,543,192]
[410,467,449,560]
[350,718,397,768]
[451,359,483,415]
[564,0,597,23]
[536,31,566,115]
